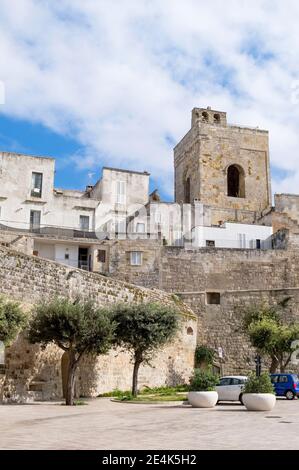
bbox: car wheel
[285,390,295,400]
[239,393,244,405]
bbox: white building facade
[0,152,274,274]
[191,222,273,249]
[0,152,150,271]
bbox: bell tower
[174,106,272,222]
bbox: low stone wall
[157,246,299,373]
[0,246,197,402]
[160,246,299,292]
[179,288,299,375]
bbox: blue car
[270,373,299,400]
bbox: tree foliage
[28,297,115,405]
[111,302,180,396]
[189,368,219,391]
[243,373,275,394]
[243,300,299,373]
[195,345,216,367]
[0,296,27,345]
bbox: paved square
[0,398,298,450]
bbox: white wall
[54,244,79,268]
[98,168,149,207]
[0,154,150,237]
[34,241,55,260]
[34,241,79,267]
[0,153,100,232]
[191,222,273,249]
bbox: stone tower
[174,107,272,223]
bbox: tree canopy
[28,297,115,405]
[0,296,26,345]
[111,302,180,396]
[243,301,299,373]
[28,297,115,355]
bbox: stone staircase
[7,234,25,247]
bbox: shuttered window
[116,181,126,204]
[130,251,142,266]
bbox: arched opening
[214,113,220,123]
[202,111,209,122]
[187,327,194,335]
[227,164,245,198]
[184,177,191,203]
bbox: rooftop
[102,166,150,176]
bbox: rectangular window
[116,181,126,204]
[116,219,126,234]
[31,172,43,198]
[79,215,90,230]
[30,210,41,231]
[130,251,142,266]
[97,249,106,263]
[206,240,215,247]
[136,222,145,233]
[279,376,288,383]
[206,292,221,305]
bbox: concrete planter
[243,393,276,411]
[188,391,218,408]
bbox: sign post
[254,355,261,377]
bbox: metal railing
[0,220,98,240]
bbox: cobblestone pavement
[0,398,298,450]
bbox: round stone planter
[188,391,218,408]
[242,393,276,411]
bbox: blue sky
[0,114,101,190]
[1,0,299,200]
[0,114,161,195]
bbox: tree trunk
[270,356,279,373]
[132,360,141,397]
[281,353,292,373]
[66,353,77,406]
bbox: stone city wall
[0,246,197,402]
[158,246,299,373]
[178,288,299,375]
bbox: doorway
[78,247,90,270]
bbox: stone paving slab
[0,398,298,450]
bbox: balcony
[0,220,99,241]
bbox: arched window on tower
[227,164,245,198]
[202,111,209,122]
[214,113,220,123]
[184,177,191,203]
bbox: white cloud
[0,0,299,197]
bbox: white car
[216,376,248,404]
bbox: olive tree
[28,298,115,405]
[112,303,180,397]
[0,296,26,345]
[243,301,299,373]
